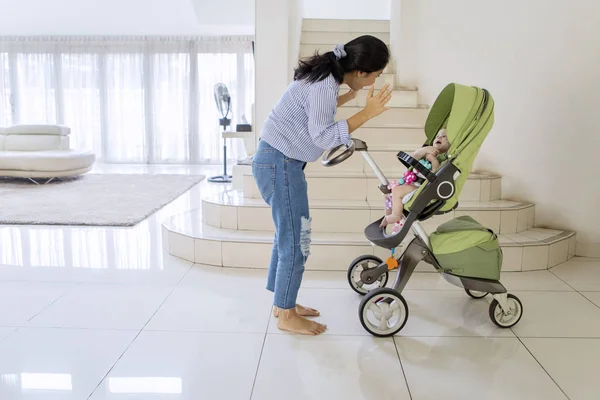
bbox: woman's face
[347,69,384,91]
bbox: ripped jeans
[252,140,311,310]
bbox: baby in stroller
[321,83,524,337]
[381,129,451,232]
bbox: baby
[381,129,451,231]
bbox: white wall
[192,0,254,30]
[254,0,291,142]
[302,0,390,20]
[396,0,600,255]
[0,0,254,35]
[288,0,303,81]
[390,0,417,89]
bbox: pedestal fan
[208,83,233,183]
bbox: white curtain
[0,52,11,127]
[0,36,255,164]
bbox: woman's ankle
[275,306,297,317]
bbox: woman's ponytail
[293,45,346,83]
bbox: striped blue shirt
[260,73,351,162]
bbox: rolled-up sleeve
[306,79,351,149]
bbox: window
[0,53,12,126]
[61,53,102,157]
[15,53,57,124]
[0,36,255,164]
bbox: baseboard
[575,241,600,258]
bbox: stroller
[322,83,523,337]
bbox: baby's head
[433,129,450,153]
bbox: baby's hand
[423,146,439,156]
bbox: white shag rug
[0,173,205,226]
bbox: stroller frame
[322,137,523,337]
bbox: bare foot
[273,304,320,318]
[277,308,327,335]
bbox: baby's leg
[387,184,418,224]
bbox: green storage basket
[429,215,503,281]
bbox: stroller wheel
[489,294,523,328]
[347,255,389,295]
[465,289,488,299]
[359,288,409,337]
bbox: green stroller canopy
[405,83,495,212]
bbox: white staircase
[163,19,576,273]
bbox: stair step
[340,88,418,108]
[239,166,502,202]
[372,73,395,89]
[303,145,422,173]
[231,130,428,189]
[336,73,395,90]
[301,31,390,45]
[302,19,390,33]
[202,191,536,235]
[247,146,430,176]
[164,208,577,272]
[364,174,502,202]
[351,127,426,148]
[336,106,429,128]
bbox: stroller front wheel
[347,255,389,295]
[489,293,523,328]
[359,288,409,337]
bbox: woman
[252,35,392,335]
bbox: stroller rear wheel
[465,289,488,299]
[347,255,389,295]
[489,293,523,328]
[359,288,409,337]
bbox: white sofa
[0,124,95,181]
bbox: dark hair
[294,35,389,84]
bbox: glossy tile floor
[1,164,599,399]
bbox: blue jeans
[252,140,311,309]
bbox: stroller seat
[365,83,494,250]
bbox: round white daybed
[0,124,95,184]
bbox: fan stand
[208,117,233,183]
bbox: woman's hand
[346,84,393,134]
[363,84,392,119]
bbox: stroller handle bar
[320,140,356,166]
[322,138,391,191]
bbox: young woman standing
[252,35,392,335]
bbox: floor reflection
[0,164,228,271]
[1,373,73,392]
[108,377,183,394]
